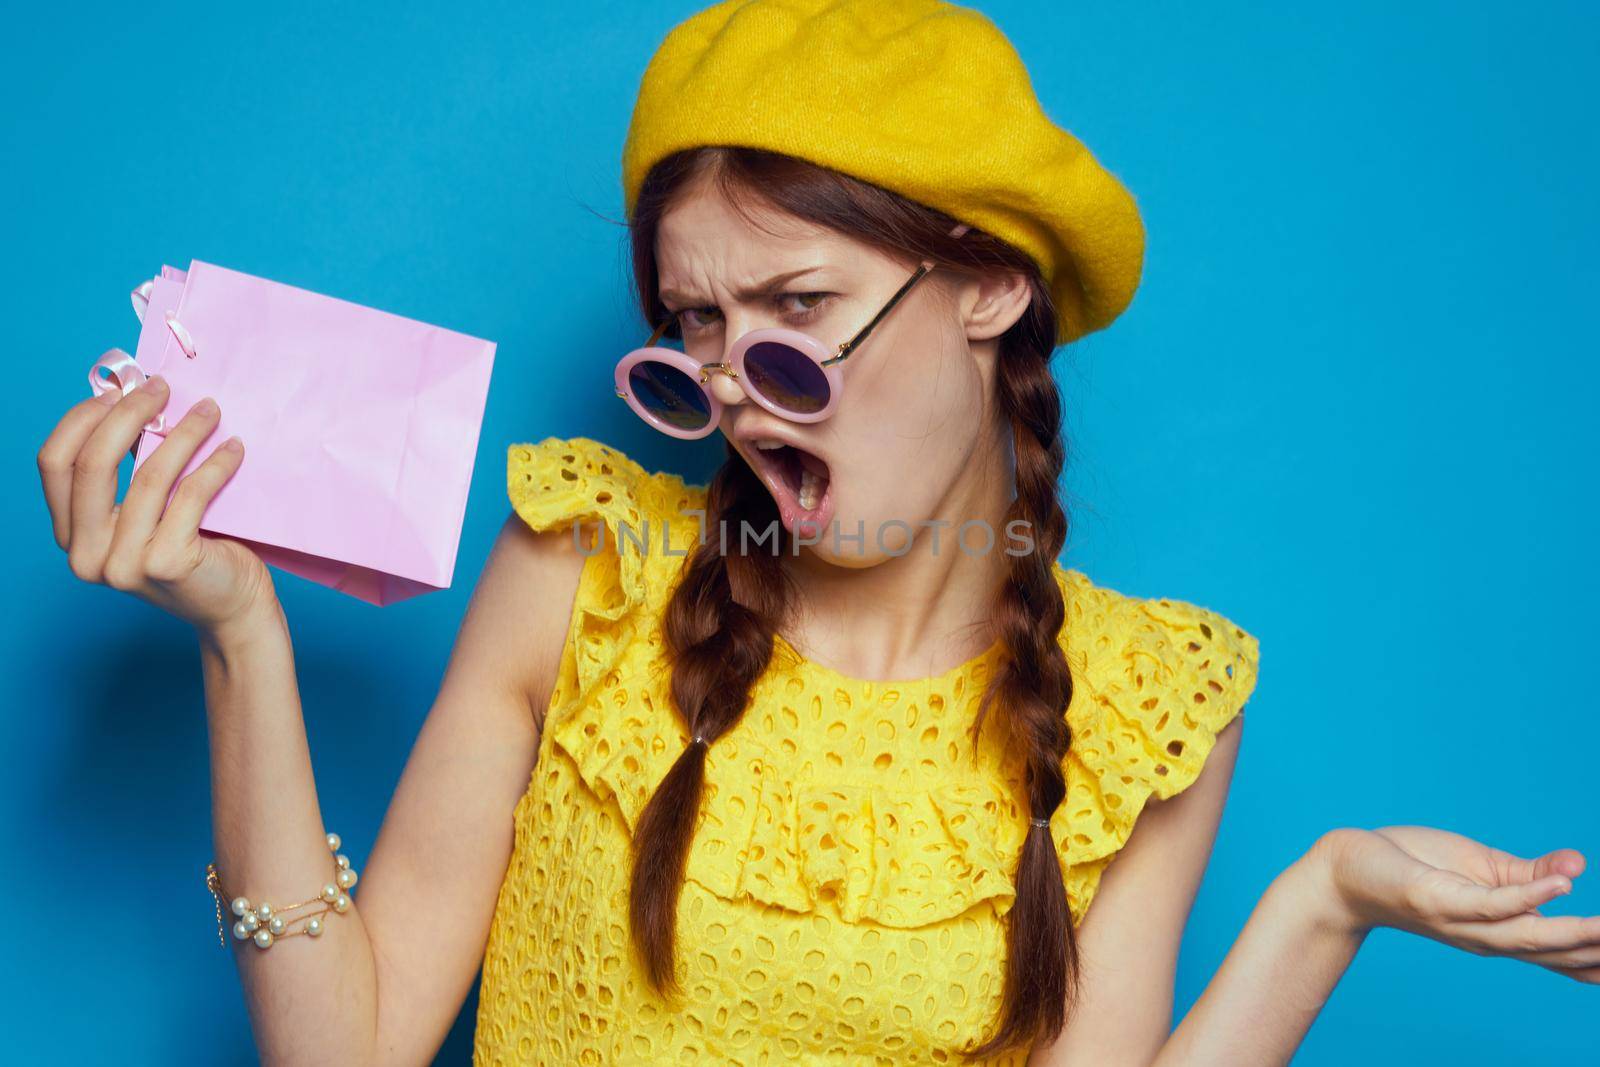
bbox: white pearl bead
[256,902,274,920]
[243,912,260,932]
[269,916,286,935]
[232,920,252,941]
[333,894,350,913]
[230,897,251,917]
[253,929,274,949]
[321,883,339,903]
[335,853,350,870]
[337,868,357,889]
[306,917,324,937]
[326,832,341,852]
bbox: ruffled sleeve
[1052,575,1261,924]
[505,436,707,697]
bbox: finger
[1484,845,1587,886]
[1549,964,1600,985]
[67,374,171,577]
[1534,848,1586,882]
[1510,914,1600,966]
[145,435,245,575]
[1423,870,1572,923]
[1448,912,1600,957]
[1518,941,1600,969]
[109,396,222,556]
[37,367,130,550]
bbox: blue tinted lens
[744,342,830,414]
[628,361,712,430]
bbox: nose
[703,363,747,407]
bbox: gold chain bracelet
[204,831,359,949]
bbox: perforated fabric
[473,436,1260,1065]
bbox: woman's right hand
[37,350,276,637]
[1317,825,1599,983]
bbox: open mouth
[748,439,834,536]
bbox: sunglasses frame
[614,223,970,440]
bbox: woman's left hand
[1318,825,1600,983]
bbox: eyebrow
[658,265,830,309]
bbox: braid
[629,441,793,993]
[626,146,1083,1053]
[964,337,1080,1058]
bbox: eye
[778,292,832,320]
[672,292,834,332]
[676,305,722,331]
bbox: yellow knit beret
[621,0,1146,345]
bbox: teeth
[754,439,785,450]
[799,467,821,510]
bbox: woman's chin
[784,503,892,567]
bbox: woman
[37,1,1595,1064]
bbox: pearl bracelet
[204,832,360,949]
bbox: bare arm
[40,376,587,1063]
[202,513,585,1065]
[1029,710,1591,1067]
[1028,715,1366,1066]
[1144,847,1361,1065]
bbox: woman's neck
[779,430,1021,682]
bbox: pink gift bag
[88,260,497,606]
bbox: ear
[961,269,1033,342]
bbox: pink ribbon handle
[87,274,189,436]
[128,275,198,358]
[88,349,168,435]
[164,310,198,358]
[130,279,154,321]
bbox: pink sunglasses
[614,223,971,439]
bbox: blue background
[2,1,1594,1062]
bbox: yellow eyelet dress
[473,437,1261,1066]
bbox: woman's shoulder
[1047,563,1261,921]
[506,435,709,538]
[1051,561,1260,751]
[506,435,708,600]
[1053,563,1261,706]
